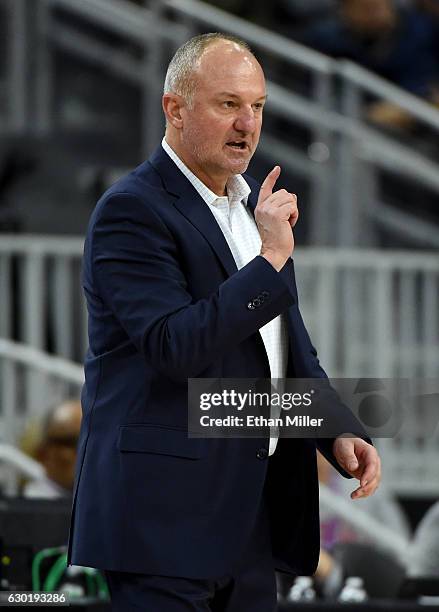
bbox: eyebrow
[217,92,267,101]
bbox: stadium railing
[1,0,439,247]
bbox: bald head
[37,400,82,491]
[44,400,82,441]
[197,38,263,88]
[164,33,256,107]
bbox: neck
[164,132,227,196]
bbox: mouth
[225,141,249,152]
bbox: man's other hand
[333,436,381,500]
[256,166,298,271]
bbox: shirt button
[256,448,268,460]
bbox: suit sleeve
[90,192,295,382]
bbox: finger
[340,446,359,474]
[362,479,380,497]
[267,190,296,207]
[360,474,379,493]
[351,478,377,498]
[350,485,364,500]
[289,209,299,227]
[352,463,381,497]
[352,477,379,499]
[334,437,365,475]
[363,460,381,493]
[259,166,281,202]
[276,201,297,221]
[359,450,380,487]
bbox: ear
[162,93,185,129]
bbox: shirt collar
[161,137,250,207]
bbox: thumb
[259,166,281,202]
[346,456,359,472]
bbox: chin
[227,159,250,174]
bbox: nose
[234,106,257,133]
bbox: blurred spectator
[279,452,410,598]
[417,0,439,101]
[407,501,439,577]
[318,451,410,548]
[278,0,336,24]
[22,400,82,499]
[300,0,439,128]
[417,0,439,20]
[202,0,270,25]
[315,452,410,593]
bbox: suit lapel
[245,184,258,220]
[148,146,242,277]
[173,182,238,277]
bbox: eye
[223,100,237,109]
[253,102,264,111]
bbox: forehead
[194,41,265,98]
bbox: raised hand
[255,166,298,271]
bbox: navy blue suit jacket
[67,145,368,578]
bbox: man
[23,400,82,499]
[68,33,381,610]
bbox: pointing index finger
[259,165,281,202]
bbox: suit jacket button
[247,301,255,310]
[261,291,270,299]
[256,448,268,460]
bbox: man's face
[177,42,266,190]
[43,438,78,491]
[39,402,82,491]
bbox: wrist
[260,250,287,272]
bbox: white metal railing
[1,237,438,493]
[0,236,88,362]
[0,338,83,494]
[319,484,409,561]
[2,0,438,248]
[294,248,439,379]
[0,337,83,441]
[294,250,439,496]
[0,444,46,496]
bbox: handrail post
[34,0,53,135]
[335,76,363,246]
[5,0,28,133]
[309,71,334,245]
[141,1,166,158]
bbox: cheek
[203,121,229,144]
[200,112,233,140]
[254,120,263,138]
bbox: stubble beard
[182,128,251,178]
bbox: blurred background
[0,0,438,609]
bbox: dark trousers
[104,500,277,611]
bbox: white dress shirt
[162,138,289,454]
